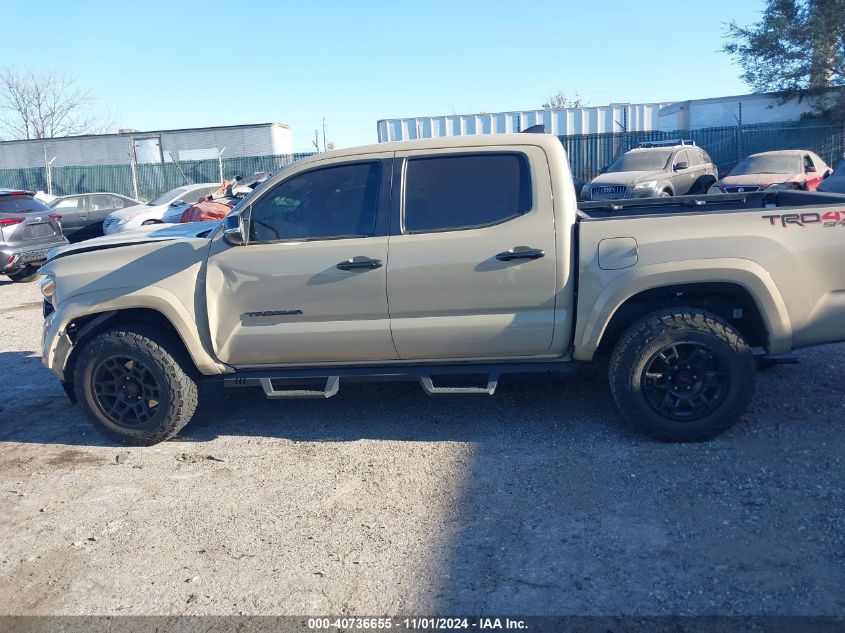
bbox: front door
[205,155,397,366]
[387,147,557,360]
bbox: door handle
[336,257,383,271]
[495,248,545,261]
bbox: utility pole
[322,117,327,153]
[217,147,226,183]
[313,130,320,153]
[129,139,140,201]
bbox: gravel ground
[0,278,843,616]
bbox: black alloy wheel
[641,342,730,421]
[91,355,162,428]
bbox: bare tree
[542,91,589,110]
[0,67,103,140]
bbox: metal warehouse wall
[0,123,293,169]
[377,104,668,142]
[658,92,829,132]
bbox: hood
[719,172,798,187]
[590,171,664,186]
[818,176,845,194]
[46,220,220,262]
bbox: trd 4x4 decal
[763,211,845,227]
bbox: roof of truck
[305,133,565,161]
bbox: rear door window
[403,153,531,233]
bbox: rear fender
[573,258,793,360]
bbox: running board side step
[259,376,340,399]
[419,373,499,395]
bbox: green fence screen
[2,120,844,198]
[0,153,315,202]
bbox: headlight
[580,184,591,200]
[707,185,722,194]
[633,180,657,190]
[39,274,56,301]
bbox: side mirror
[806,165,817,173]
[674,161,689,171]
[223,210,248,245]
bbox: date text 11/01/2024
[307,617,528,630]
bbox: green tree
[723,0,845,118]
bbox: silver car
[582,141,718,200]
[0,190,68,282]
[102,183,219,235]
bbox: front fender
[44,285,230,380]
[572,258,793,361]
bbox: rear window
[0,195,51,214]
[403,153,532,233]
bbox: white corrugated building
[377,90,835,142]
[0,122,293,169]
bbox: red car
[710,150,832,193]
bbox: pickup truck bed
[576,190,845,360]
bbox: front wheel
[73,326,199,445]
[608,308,755,441]
[7,266,38,282]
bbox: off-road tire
[73,326,199,445]
[608,308,755,442]
[7,266,38,282]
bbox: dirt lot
[0,278,843,616]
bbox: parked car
[581,141,718,200]
[179,174,270,224]
[48,192,140,241]
[39,134,845,446]
[709,150,831,193]
[817,159,845,194]
[0,190,68,282]
[102,183,218,235]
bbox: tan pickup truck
[38,134,845,445]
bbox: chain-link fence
[0,153,315,202]
[560,119,845,180]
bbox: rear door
[387,146,557,359]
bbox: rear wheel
[7,266,38,282]
[659,189,672,198]
[73,326,199,445]
[608,308,755,441]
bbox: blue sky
[2,0,763,151]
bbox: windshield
[729,155,802,176]
[147,186,192,206]
[606,151,671,173]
